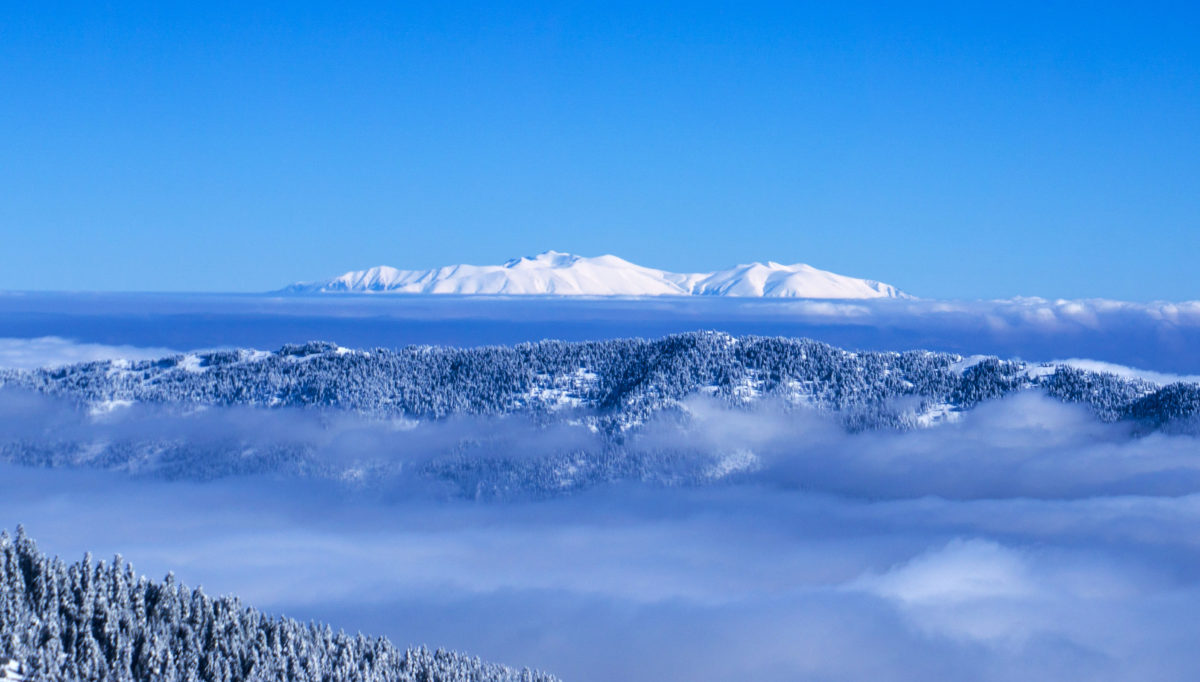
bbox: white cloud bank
[6,293,1200,372]
[0,337,176,370]
[2,391,1200,681]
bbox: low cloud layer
[0,336,176,370]
[5,387,1199,501]
[1053,358,1200,385]
[3,388,1200,681]
[4,294,1200,372]
[639,393,1200,499]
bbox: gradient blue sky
[1,2,1197,298]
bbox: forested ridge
[1,333,1197,496]
[2,332,1194,430]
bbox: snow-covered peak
[285,252,911,299]
[688,261,906,299]
[504,250,584,268]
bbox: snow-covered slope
[285,251,910,299]
[685,261,905,298]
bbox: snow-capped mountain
[284,251,910,298]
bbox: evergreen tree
[0,528,559,682]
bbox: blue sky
[1,2,1197,299]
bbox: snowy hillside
[0,529,559,682]
[284,251,909,299]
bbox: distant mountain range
[283,251,910,298]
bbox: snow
[781,379,819,407]
[912,402,962,427]
[0,659,23,681]
[88,399,134,417]
[1023,364,1057,380]
[105,358,133,380]
[168,348,270,373]
[730,372,765,402]
[177,354,205,373]
[685,261,906,299]
[286,250,911,299]
[949,355,991,373]
[705,449,761,479]
[524,367,598,410]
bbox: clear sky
[1,2,1197,299]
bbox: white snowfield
[285,251,910,299]
[0,659,23,682]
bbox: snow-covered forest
[0,527,556,682]
[0,333,1196,497]
[5,332,1197,430]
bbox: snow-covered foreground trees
[0,528,557,682]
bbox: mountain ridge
[284,251,911,299]
[1,332,1197,495]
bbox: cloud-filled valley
[6,406,1200,681]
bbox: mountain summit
[284,250,910,298]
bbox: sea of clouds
[3,389,1199,681]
